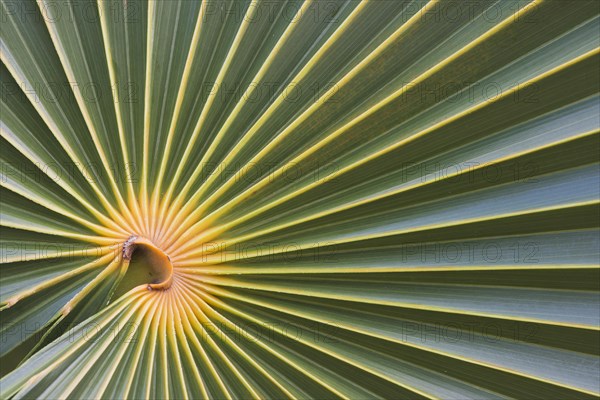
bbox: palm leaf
[1,0,599,398]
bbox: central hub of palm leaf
[114,236,174,297]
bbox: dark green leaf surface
[1,0,599,398]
